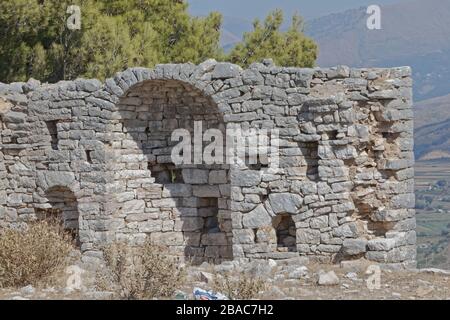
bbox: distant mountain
[218,0,450,101]
[302,0,450,159]
[218,0,450,159]
[306,0,450,101]
[415,94,450,160]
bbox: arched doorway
[112,79,232,264]
[37,186,80,246]
[273,214,296,252]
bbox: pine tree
[226,10,317,68]
[0,2,317,83]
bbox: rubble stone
[0,61,415,268]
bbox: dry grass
[213,272,265,300]
[98,241,185,300]
[0,220,73,288]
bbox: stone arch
[104,64,238,115]
[36,186,80,246]
[109,75,233,264]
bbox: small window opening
[326,130,338,140]
[306,141,319,181]
[46,121,59,150]
[86,150,93,164]
[199,198,220,234]
[273,213,296,252]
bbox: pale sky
[187,0,410,20]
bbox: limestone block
[367,238,397,251]
[137,220,161,233]
[162,184,192,197]
[212,63,241,79]
[201,233,228,246]
[182,169,209,184]
[230,170,261,187]
[268,193,303,214]
[296,228,321,245]
[390,193,415,209]
[233,229,255,244]
[38,171,75,189]
[342,238,368,255]
[209,170,227,184]
[242,204,271,228]
[192,185,221,198]
[310,216,329,229]
[332,222,359,238]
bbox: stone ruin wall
[0,60,415,268]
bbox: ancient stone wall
[0,59,415,268]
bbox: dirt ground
[258,268,450,300]
[1,259,449,300]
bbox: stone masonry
[0,59,415,268]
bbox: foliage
[213,272,265,300]
[0,1,317,82]
[424,196,434,205]
[0,220,72,287]
[0,0,222,82]
[227,9,317,68]
[98,241,185,300]
[436,179,447,188]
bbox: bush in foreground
[0,220,73,287]
[213,272,265,300]
[99,241,185,300]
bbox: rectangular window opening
[306,141,319,182]
[199,197,220,234]
[45,120,59,150]
[86,150,93,164]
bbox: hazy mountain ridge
[415,94,450,160]
[217,0,450,159]
[306,0,450,102]
[313,0,450,159]
[220,0,450,101]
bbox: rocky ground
[1,258,449,300]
